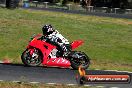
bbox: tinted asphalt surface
[24,7,132,19]
[0,63,132,88]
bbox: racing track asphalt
[0,63,132,88]
[23,7,132,19]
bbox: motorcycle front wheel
[21,48,42,66]
[70,51,90,70]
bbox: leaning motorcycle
[21,34,90,69]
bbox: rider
[42,24,71,57]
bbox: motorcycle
[21,34,90,69]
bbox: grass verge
[0,81,97,88]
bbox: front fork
[28,48,38,59]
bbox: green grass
[0,81,97,88]
[0,8,132,71]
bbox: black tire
[76,74,86,85]
[6,0,19,9]
[21,48,42,66]
[79,76,86,85]
[70,51,90,70]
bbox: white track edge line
[30,82,40,84]
[84,85,91,87]
[0,61,3,63]
[96,86,105,88]
[46,83,57,85]
[67,84,76,86]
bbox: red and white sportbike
[21,34,90,69]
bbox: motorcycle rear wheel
[21,48,42,66]
[70,51,90,70]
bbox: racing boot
[61,44,71,57]
[63,51,70,57]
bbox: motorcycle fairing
[71,40,84,50]
[27,37,71,67]
[46,57,71,68]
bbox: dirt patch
[127,22,132,25]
